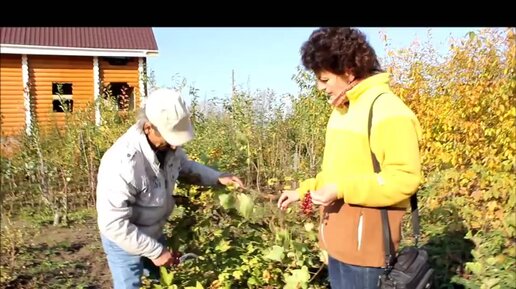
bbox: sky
[147,27,482,102]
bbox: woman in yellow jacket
[278,27,423,289]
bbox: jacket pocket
[322,202,360,258]
[137,176,166,207]
[357,210,364,251]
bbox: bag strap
[367,93,421,272]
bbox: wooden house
[0,27,159,136]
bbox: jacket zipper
[357,211,364,251]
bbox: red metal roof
[0,27,158,51]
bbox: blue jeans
[328,256,384,289]
[101,234,167,289]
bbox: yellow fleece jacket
[298,73,422,208]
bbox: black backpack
[368,93,434,289]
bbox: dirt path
[1,217,112,289]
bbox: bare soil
[1,217,112,289]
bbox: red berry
[171,251,182,266]
[300,191,313,216]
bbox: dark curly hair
[300,27,382,79]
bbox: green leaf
[466,261,483,275]
[467,31,477,41]
[247,276,258,285]
[484,278,500,288]
[486,257,497,266]
[232,270,244,280]
[159,266,174,286]
[284,266,310,289]
[264,245,285,262]
[185,281,204,289]
[304,222,314,232]
[237,193,254,219]
[218,193,235,210]
[215,239,231,252]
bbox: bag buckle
[384,254,395,274]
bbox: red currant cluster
[171,251,183,266]
[300,191,313,216]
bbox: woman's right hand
[277,190,300,210]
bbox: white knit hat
[144,88,194,146]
